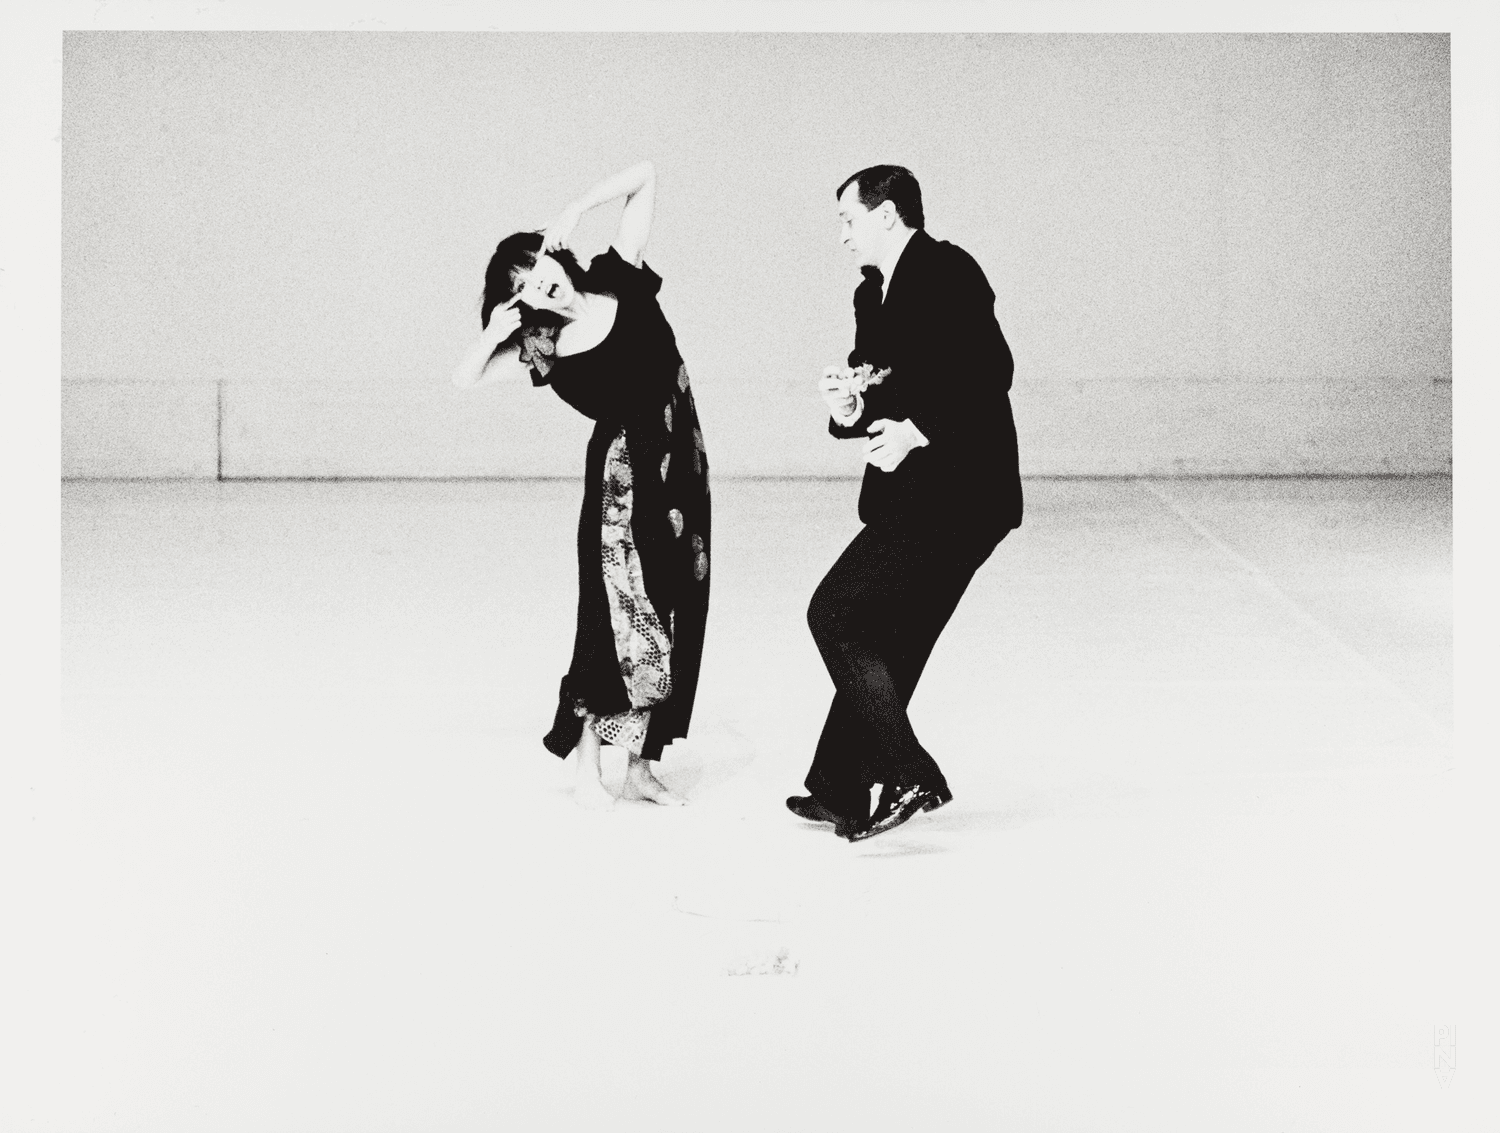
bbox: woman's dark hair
[480,231,589,340]
[836,164,925,230]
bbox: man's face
[837,183,889,268]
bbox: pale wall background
[61,32,1450,479]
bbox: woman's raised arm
[541,160,657,266]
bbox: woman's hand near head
[548,161,657,266]
[541,205,582,254]
[485,294,524,343]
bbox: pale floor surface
[23,478,1468,1131]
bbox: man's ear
[878,200,899,229]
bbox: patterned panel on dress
[593,709,651,754]
[597,432,674,757]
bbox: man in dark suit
[787,165,1023,841]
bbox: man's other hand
[864,418,926,472]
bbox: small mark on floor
[725,947,798,977]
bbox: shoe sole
[788,792,869,824]
[845,797,927,842]
[787,805,842,826]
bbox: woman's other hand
[485,294,524,343]
[454,296,524,389]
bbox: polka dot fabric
[594,431,673,754]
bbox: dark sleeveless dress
[526,248,711,762]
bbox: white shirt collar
[878,226,917,301]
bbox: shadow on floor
[917,803,1051,835]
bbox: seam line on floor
[1139,480,1451,752]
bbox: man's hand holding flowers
[819,363,890,425]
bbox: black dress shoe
[923,782,954,812]
[843,782,946,842]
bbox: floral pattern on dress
[593,431,673,755]
[519,325,559,383]
[660,374,711,578]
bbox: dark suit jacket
[830,228,1023,537]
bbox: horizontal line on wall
[1024,472,1453,481]
[61,475,220,483]
[217,475,589,483]
[59,374,1456,387]
[62,472,1454,484]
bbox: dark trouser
[803,521,1001,821]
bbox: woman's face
[513,254,576,313]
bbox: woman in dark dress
[452,161,710,809]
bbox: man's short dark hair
[836,165,924,230]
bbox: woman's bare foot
[572,722,614,810]
[621,759,687,806]
[574,771,616,810]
